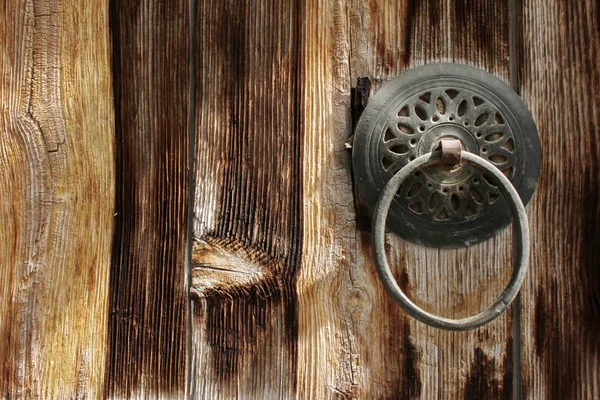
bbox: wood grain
[191,0,302,397]
[346,0,515,398]
[0,0,114,397]
[105,0,189,398]
[189,0,519,398]
[519,0,600,398]
[297,0,360,397]
[6,0,593,398]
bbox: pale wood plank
[0,0,114,397]
[519,0,600,398]
[297,0,362,397]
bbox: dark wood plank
[105,0,189,397]
[0,0,114,397]
[347,0,515,398]
[191,0,302,397]
[519,0,600,398]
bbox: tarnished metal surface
[352,63,541,247]
[372,150,530,330]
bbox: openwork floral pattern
[381,88,517,222]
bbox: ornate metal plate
[352,63,541,247]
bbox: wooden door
[1,0,598,398]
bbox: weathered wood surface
[192,0,517,398]
[341,0,515,398]
[297,0,356,397]
[105,0,190,398]
[0,0,114,398]
[519,0,600,398]
[1,0,599,398]
[191,0,301,397]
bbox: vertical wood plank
[347,0,515,398]
[299,1,429,398]
[519,0,600,398]
[191,0,302,397]
[296,0,361,397]
[0,0,114,397]
[105,0,189,397]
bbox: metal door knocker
[352,63,541,330]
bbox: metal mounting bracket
[352,63,541,247]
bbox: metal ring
[372,150,530,331]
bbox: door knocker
[352,63,541,330]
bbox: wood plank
[519,0,600,398]
[105,0,190,397]
[0,0,114,397]
[300,1,436,398]
[346,0,515,398]
[296,0,360,397]
[191,0,302,397]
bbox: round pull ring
[373,150,530,331]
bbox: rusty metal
[439,138,462,165]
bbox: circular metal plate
[353,63,541,247]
